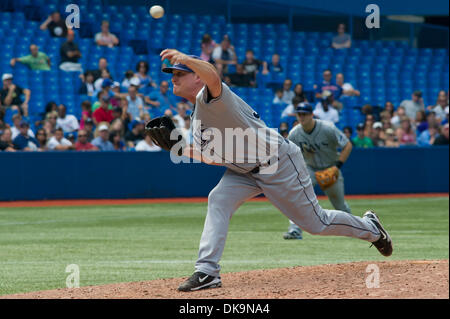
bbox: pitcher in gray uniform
[158,49,393,292]
[283,102,353,240]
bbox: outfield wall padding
[0,146,448,201]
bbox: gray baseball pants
[195,140,381,277]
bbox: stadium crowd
[0,18,449,152]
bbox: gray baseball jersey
[192,83,283,174]
[288,120,349,170]
[188,83,380,277]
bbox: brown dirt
[2,260,448,299]
[0,193,447,208]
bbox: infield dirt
[2,259,448,299]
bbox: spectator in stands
[10,44,51,71]
[352,123,373,148]
[79,100,92,130]
[47,127,74,151]
[371,122,385,147]
[426,111,438,130]
[10,114,34,140]
[391,105,406,128]
[110,117,126,138]
[343,126,353,143]
[242,50,263,81]
[109,131,126,151]
[92,93,114,124]
[40,11,68,38]
[92,123,115,151]
[212,37,237,77]
[74,129,99,151]
[314,69,342,101]
[415,110,428,135]
[121,70,139,90]
[281,96,303,119]
[180,115,193,144]
[272,88,285,105]
[331,23,351,49]
[384,101,395,117]
[84,118,95,142]
[82,58,109,83]
[336,73,360,96]
[400,90,424,121]
[95,20,119,48]
[0,128,15,152]
[35,128,48,151]
[396,116,416,146]
[1,74,30,117]
[94,70,113,93]
[427,90,448,122]
[262,53,283,75]
[293,83,307,102]
[59,29,82,72]
[313,90,339,124]
[79,72,95,96]
[173,102,189,129]
[126,85,147,121]
[200,34,218,64]
[433,123,449,146]
[125,120,145,148]
[135,133,162,152]
[281,79,295,105]
[364,113,375,137]
[13,121,39,151]
[136,61,157,89]
[224,64,254,87]
[384,128,399,148]
[43,112,57,139]
[146,81,177,115]
[56,104,79,134]
[417,123,439,147]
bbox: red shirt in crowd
[93,107,114,123]
[75,142,98,151]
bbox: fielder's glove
[145,116,185,156]
[315,166,339,190]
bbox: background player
[283,102,353,240]
[148,49,392,292]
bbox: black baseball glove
[145,116,185,156]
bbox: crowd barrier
[0,146,448,201]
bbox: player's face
[171,70,196,97]
[296,113,313,125]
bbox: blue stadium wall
[0,147,448,201]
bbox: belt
[251,138,289,174]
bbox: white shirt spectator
[313,102,339,123]
[56,114,79,133]
[47,136,72,150]
[432,104,448,121]
[95,32,118,47]
[135,140,161,152]
[282,90,295,105]
[281,104,295,118]
[126,95,146,120]
[212,46,236,62]
[173,114,185,129]
[11,126,35,140]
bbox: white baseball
[149,5,164,19]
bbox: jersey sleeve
[332,125,349,148]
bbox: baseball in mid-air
[150,5,164,19]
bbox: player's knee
[207,188,229,210]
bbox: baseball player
[146,49,393,292]
[283,102,353,240]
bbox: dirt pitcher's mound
[2,260,448,299]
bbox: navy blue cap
[295,103,313,114]
[102,78,113,88]
[162,55,202,74]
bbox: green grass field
[0,197,448,296]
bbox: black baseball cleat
[364,210,393,257]
[178,272,222,292]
